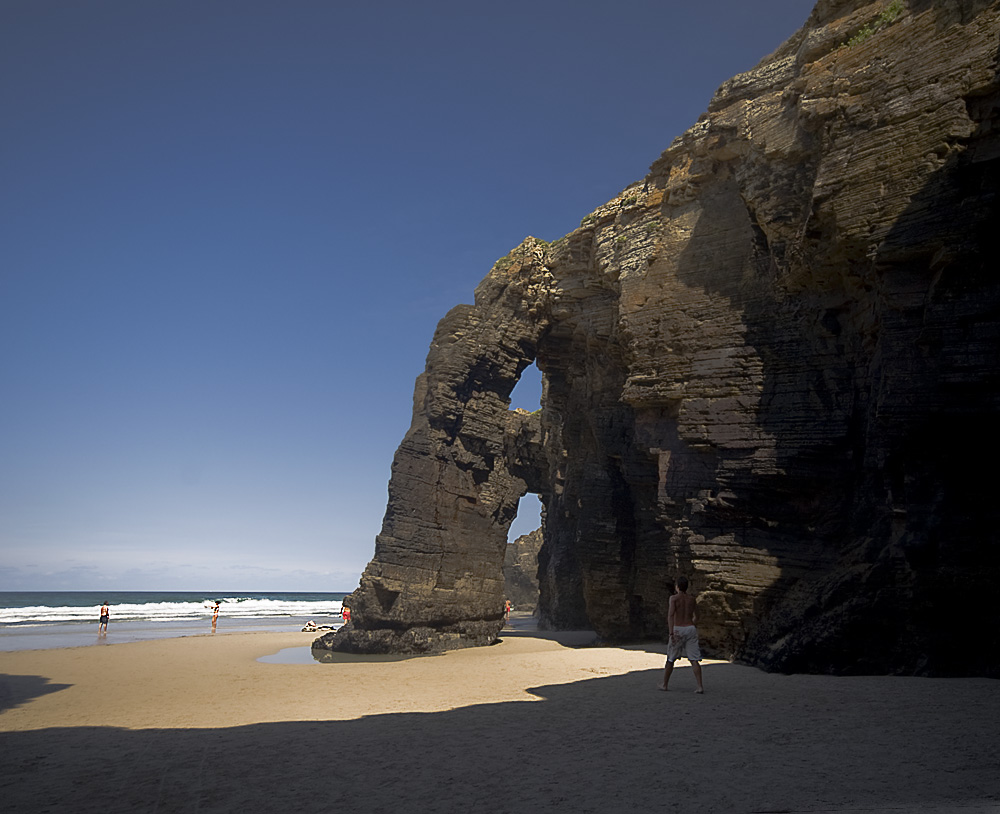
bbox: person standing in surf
[98,602,110,635]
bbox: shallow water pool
[257,646,322,664]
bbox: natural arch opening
[508,361,542,411]
[508,492,542,542]
[504,361,545,613]
[504,493,543,612]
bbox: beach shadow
[497,629,672,661]
[2,665,998,813]
[499,617,670,658]
[496,627,600,647]
[0,673,72,713]
[497,610,597,647]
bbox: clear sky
[1,0,810,592]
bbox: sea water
[0,591,346,652]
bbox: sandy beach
[1,619,998,814]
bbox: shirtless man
[660,576,704,693]
[99,602,110,635]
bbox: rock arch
[319,0,1000,675]
[322,241,556,653]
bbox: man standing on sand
[99,602,110,635]
[660,576,704,694]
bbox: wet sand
[1,620,998,813]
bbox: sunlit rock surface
[317,0,1000,675]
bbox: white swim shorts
[666,625,702,662]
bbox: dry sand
[1,620,998,814]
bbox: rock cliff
[316,0,1000,675]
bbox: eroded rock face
[317,0,1000,674]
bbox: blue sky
[1,0,809,592]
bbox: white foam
[0,598,343,625]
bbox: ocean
[0,591,347,652]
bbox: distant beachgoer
[212,601,220,632]
[342,605,351,624]
[99,602,110,635]
[660,576,704,694]
[504,599,512,625]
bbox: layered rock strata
[317,0,1000,675]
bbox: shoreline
[0,609,534,654]
[2,628,998,813]
[0,615,338,653]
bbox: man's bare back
[668,591,696,628]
